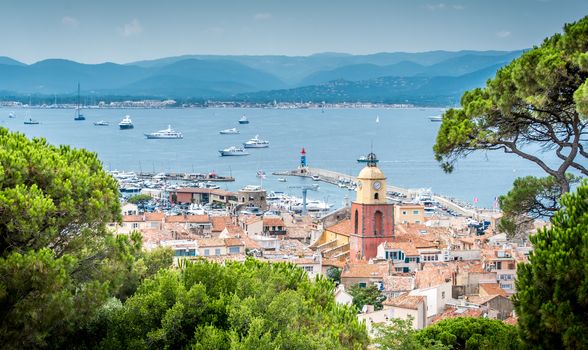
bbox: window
[215,248,221,256]
[228,246,240,254]
[354,210,359,234]
[395,267,404,272]
[374,193,379,200]
[413,210,419,215]
[374,210,383,236]
[359,282,367,288]
[496,262,502,270]
[441,291,446,299]
[302,266,314,272]
[204,249,210,256]
[132,223,139,229]
[402,211,407,215]
[508,263,515,270]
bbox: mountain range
[0,50,524,105]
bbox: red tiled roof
[341,262,388,279]
[122,215,144,222]
[197,238,226,247]
[211,216,232,232]
[479,283,508,297]
[325,219,352,237]
[383,294,425,310]
[263,217,285,227]
[145,212,165,221]
[166,214,210,223]
[225,238,245,247]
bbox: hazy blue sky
[1,0,586,64]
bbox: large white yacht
[145,125,183,139]
[219,146,249,156]
[238,115,249,124]
[119,115,134,129]
[243,135,269,148]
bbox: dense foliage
[513,180,588,349]
[98,258,369,349]
[0,128,172,349]
[348,284,386,311]
[433,16,588,231]
[415,317,522,350]
[373,317,449,350]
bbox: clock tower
[350,153,395,261]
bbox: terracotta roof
[432,307,484,323]
[322,258,346,268]
[243,215,263,225]
[341,262,388,279]
[240,235,262,250]
[383,294,425,310]
[197,238,226,247]
[122,215,144,222]
[222,225,245,237]
[479,283,508,297]
[381,241,419,256]
[325,219,352,237]
[503,316,518,325]
[145,212,165,221]
[225,238,245,247]
[211,216,232,232]
[263,217,285,227]
[383,275,415,292]
[166,214,210,223]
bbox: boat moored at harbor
[119,115,134,129]
[428,115,443,122]
[243,135,269,148]
[219,127,239,134]
[219,146,249,156]
[94,120,109,126]
[238,115,249,124]
[24,118,39,125]
[8,112,15,118]
[145,125,183,139]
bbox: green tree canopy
[348,284,386,311]
[433,16,588,227]
[127,193,153,205]
[0,128,172,348]
[99,258,369,349]
[415,317,522,350]
[373,317,449,350]
[513,180,588,349]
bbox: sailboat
[376,115,380,123]
[74,83,85,121]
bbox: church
[311,153,399,262]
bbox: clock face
[373,181,382,190]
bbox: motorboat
[238,115,249,124]
[357,156,369,163]
[428,115,443,122]
[23,118,39,125]
[219,127,239,134]
[243,135,269,148]
[277,177,287,182]
[94,120,109,126]
[119,115,134,129]
[8,112,15,118]
[311,175,321,181]
[219,146,249,156]
[145,125,183,139]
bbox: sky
[1,0,587,64]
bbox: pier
[273,167,492,219]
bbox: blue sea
[1,107,555,209]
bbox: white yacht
[8,112,15,118]
[219,146,249,156]
[219,127,239,134]
[94,120,109,126]
[119,115,134,129]
[238,115,249,124]
[243,135,269,148]
[428,115,443,122]
[145,125,183,139]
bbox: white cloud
[496,30,511,38]
[61,16,79,28]
[119,19,143,37]
[254,13,272,20]
[425,3,446,10]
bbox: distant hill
[235,64,503,106]
[0,50,524,104]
